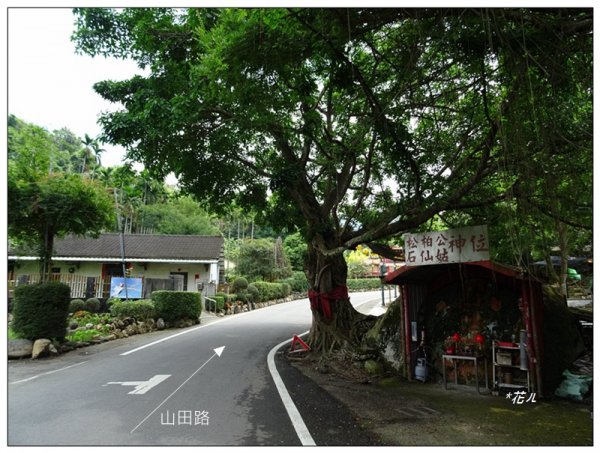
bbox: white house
[8,233,224,299]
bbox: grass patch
[66,329,103,342]
[377,377,403,388]
[8,327,23,340]
[373,375,592,445]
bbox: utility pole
[114,189,129,301]
[380,259,388,307]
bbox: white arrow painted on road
[130,346,226,434]
[104,375,171,395]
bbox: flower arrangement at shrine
[444,332,486,356]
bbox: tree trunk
[556,220,569,297]
[545,220,570,298]
[305,242,374,354]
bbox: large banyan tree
[72,8,592,353]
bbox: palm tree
[80,133,94,174]
[80,133,105,178]
[90,140,106,179]
[96,166,115,186]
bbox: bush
[69,299,86,313]
[12,282,71,340]
[232,277,249,293]
[281,282,291,297]
[84,297,101,313]
[106,297,120,311]
[291,271,308,292]
[246,284,259,302]
[207,295,225,311]
[278,272,309,293]
[216,292,237,303]
[110,299,156,321]
[152,291,202,323]
[346,278,382,291]
[251,281,270,302]
[252,281,289,302]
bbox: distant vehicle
[532,256,592,277]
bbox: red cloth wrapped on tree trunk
[308,285,349,322]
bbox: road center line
[121,293,380,357]
[10,361,89,384]
[267,331,316,446]
[121,312,246,356]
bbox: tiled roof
[10,233,223,261]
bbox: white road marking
[122,292,382,357]
[10,361,89,384]
[103,374,171,395]
[130,346,225,434]
[267,331,316,446]
[120,307,265,356]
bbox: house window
[51,267,61,274]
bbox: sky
[5,1,593,169]
[3,2,597,197]
[7,7,143,167]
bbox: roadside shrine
[385,226,546,395]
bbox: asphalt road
[7,291,384,446]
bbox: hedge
[216,292,238,303]
[275,277,305,293]
[236,293,249,303]
[110,299,157,321]
[246,284,260,303]
[152,291,202,323]
[206,295,225,311]
[12,282,71,340]
[291,271,309,292]
[251,281,290,302]
[346,278,382,291]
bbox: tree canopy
[72,8,592,349]
[7,115,256,242]
[138,195,221,235]
[8,172,115,279]
[235,238,292,282]
[73,8,591,252]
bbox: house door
[103,263,124,277]
[170,272,188,291]
[103,263,126,298]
